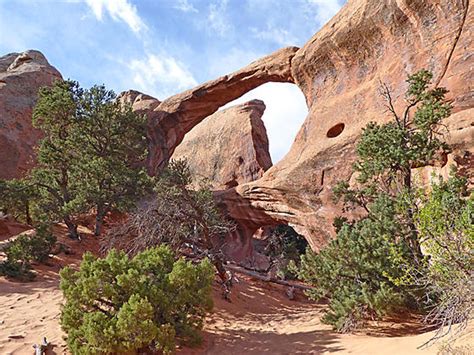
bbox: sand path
[0,226,471,355]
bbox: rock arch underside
[143,0,473,266]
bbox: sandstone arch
[146,46,299,175]
[143,0,473,267]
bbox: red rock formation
[173,99,272,190]
[119,90,273,190]
[249,0,474,249]
[0,50,61,179]
[0,1,471,265]
[118,90,161,114]
[144,0,473,257]
[146,46,298,174]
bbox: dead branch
[224,264,314,291]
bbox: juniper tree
[334,69,452,263]
[60,245,214,354]
[300,70,454,331]
[72,84,151,236]
[31,80,85,238]
[30,80,151,237]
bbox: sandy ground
[0,225,472,355]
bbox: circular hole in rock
[326,123,345,138]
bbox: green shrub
[60,245,214,354]
[0,225,56,280]
[299,195,415,331]
[414,174,473,344]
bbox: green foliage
[0,179,38,224]
[264,225,308,280]
[0,224,56,280]
[300,70,454,332]
[60,245,214,354]
[31,80,85,237]
[29,79,152,237]
[299,195,415,331]
[70,84,152,235]
[414,173,473,340]
[355,69,451,186]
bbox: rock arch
[146,46,299,175]
[144,0,473,267]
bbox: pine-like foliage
[0,179,38,224]
[0,224,56,280]
[299,195,414,331]
[60,245,214,354]
[29,79,152,238]
[299,70,454,332]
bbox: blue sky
[0,0,344,162]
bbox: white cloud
[129,53,198,99]
[174,0,198,13]
[306,0,342,26]
[85,0,146,34]
[224,83,308,163]
[207,0,232,37]
[251,24,298,47]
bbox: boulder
[0,50,62,179]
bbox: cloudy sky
[0,0,344,163]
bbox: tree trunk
[403,169,423,264]
[224,264,314,291]
[64,216,79,239]
[212,253,228,283]
[25,201,32,225]
[94,206,106,236]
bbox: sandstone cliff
[0,50,62,179]
[143,0,473,260]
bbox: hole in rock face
[326,123,345,138]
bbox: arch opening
[224,82,308,164]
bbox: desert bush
[414,173,473,345]
[0,224,56,280]
[299,195,414,331]
[60,245,214,354]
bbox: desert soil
[0,225,472,355]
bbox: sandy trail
[0,225,472,355]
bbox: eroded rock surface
[118,89,161,114]
[143,0,473,260]
[232,0,474,251]
[0,50,61,179]
[173,99,272,190]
